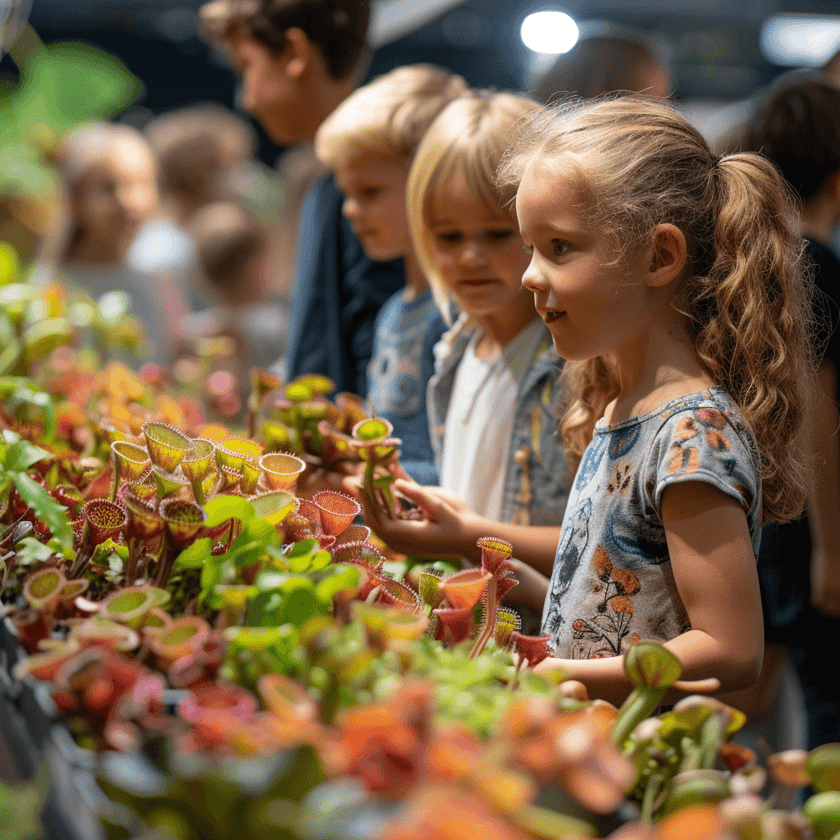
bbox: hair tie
[710,153,722,170]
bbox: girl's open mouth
[544,310,564,323]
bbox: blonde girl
[357,91,569,614]
[498,95,813,703]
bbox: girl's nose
[521,258,545,293]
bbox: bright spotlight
[760,14,840,67]
[520,10,579,55]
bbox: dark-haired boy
[199,0,404,395]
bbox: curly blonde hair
[497,95,814,523]
[406,90,539,323]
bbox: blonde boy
[314,65,467,482]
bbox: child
[199,0,405,396]
[182,199,289,373]
[128,102,261,313]
[46,121,174,366]
[496,95,813,703]
[356,91,570,614]
[313,64,468,483]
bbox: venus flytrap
[351,417,403,518]
[611,641,684,749]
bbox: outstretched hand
[343,475,482,561]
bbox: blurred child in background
[529,23,671,103]
[129,102,264,315]
[179,199,289,413]
[314,64,468,483]
[46,120,173,366]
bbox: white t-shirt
[439,318,545,521]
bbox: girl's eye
[552,239,570,257]
[486,229,514,242]
[434,231,462,244]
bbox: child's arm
[353,477,560,575]
[535,481,762,707]
[808,362,840,617]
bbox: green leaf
[0,340,21,376]
[245,590,283,626]
[176,537,213,569]
[1,434,51,472]
[279,585,323,626]
[315,565,361,604]
[90,538,129,564]
[243,516,281,548]
[0,242,20,286]
[203,495,255,528]
[200,556,225,594]
[287,538,319,556]
[256,569,295,591]
[0,40,142,146]
[287,541,330,574]
[623,641,683,689]
[14,536,56,565]
[14,472,73,551]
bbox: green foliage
[0,765,49,840]
[0,29,142,209]
[0,429,72,552]
[368,635,560,737]
[98,747,325,840]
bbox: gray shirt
[542,387,761,659]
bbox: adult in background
[724,73,840,751]
[528,22,671,104]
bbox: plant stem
[469,577,497,660]
[611,686,668,748]
[508,655,527,697]
[641,770,667,823]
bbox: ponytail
[683,153,813,522]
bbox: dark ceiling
[9,0,840,161]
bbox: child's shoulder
[597,387,760,520]
[597,387,744,433]
[594,387,759,485]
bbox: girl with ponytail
[497,95,814,703]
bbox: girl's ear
[646,223,688,288]
[283,27,312,79]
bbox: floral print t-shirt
[541,387,761,659]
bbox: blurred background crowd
[3,0,840,419]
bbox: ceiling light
[760,14,840,67]
[520,10,579,55]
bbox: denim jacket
[427,315,570,525]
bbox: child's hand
[353,478,482,560]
